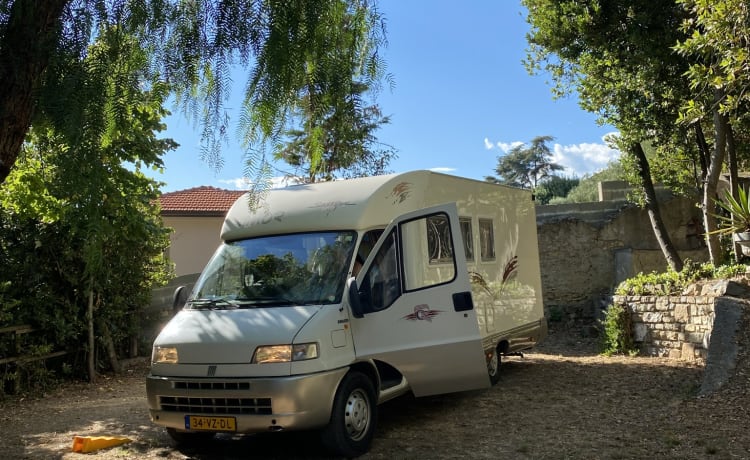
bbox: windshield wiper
[187,298,237,310]
[233,297,317,308]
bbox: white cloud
[483,138,524,152]
[551,137,620,177]
[485,133,620,177]
[218,175,304,190]
[429,167,456,173]
[497,141,524,153]
[218,177,252,190]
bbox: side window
[459,217,474,261]
[402,213,456,291]
[479,218,495,261]
[361,230,400,312]
[426,214,453,264]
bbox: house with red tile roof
[159,186,246,276]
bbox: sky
[153,1,620,192]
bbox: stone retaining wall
[611,280,750,362]
[612,294,715,361]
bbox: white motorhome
[147,171,546,457]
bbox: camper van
[146,171,546,457]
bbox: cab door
[350,203,490,397]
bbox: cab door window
[361,229,400,312]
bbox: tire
[166,427,215,446]
[320,371,377,457]
[487,349,501,385]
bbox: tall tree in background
[0,0,387,187]
[486,135,563,189]
[274,82,397,182]
[535,175,580,205]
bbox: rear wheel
[166,428,215,446]
[487,349,501,385]
[320,371,377,457]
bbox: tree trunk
[631,142,683,272]
[98,318,122,374]
[726,123,739,262]
[87,284,96,383]
[0,0,69,184]
[694,123,709,182]
[703,91,729,265]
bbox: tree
[0,0,387,186]
[535,175,580,205]
[274,82,397,183]
[523,0,693,271]
[0,27,175,383]
[674,0,750,262]
[552,161,626,204]
[486,135,563,189]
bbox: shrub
[615,261,747,296]
[600,303,637,356]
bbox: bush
[600,303,637,356]
[615,261,747,296]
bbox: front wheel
[320,371,377,457]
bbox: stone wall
[612,294,715,361]
[536,194,707,322]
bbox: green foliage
[600,303,636,357]
[675,0,750,118]
[0,27,174,388]
[615,261,747,296]
[0,1,387,188]
[238,0,389,182]
[274,81,397,182]
[535,175,580,205]
[710,188,750,236]
[487,135,563,189]
[549,161,625,204]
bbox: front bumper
[146,367,348,433]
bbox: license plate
[185,415,237,432]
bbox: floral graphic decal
[470,254,519,299]
[403,304,442,322]
[389,182,412,204]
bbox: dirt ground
[2,326,749,460]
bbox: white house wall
[163,215,225,277]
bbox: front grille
[159,395,273,415]
[174,381,251,391]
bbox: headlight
[152,346,178,364]
[252,343,319,364]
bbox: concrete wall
[536,195,708,321]
[162,215,224,276]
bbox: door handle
[452,291,474,312]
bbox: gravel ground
[1,326,749,459]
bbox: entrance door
[350,203,490,397]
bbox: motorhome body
[147,170,546,456]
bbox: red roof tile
[159,186,246,216]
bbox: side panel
[350,203,490,397]
[449,178,545,345]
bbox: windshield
[189,231,357,308]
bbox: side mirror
[346,277,364,318]
[172,285,189,312]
